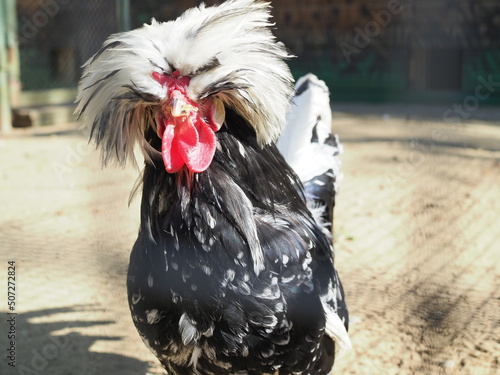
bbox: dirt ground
[0,104,499,375]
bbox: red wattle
[179,118,217,173]
[161,117,217,174]
[162,122,185,173]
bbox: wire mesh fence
[17,0,118,91]
[14,0,500,103]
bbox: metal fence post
[0,0,11,132]
[0,0,19,133]
[116,0,131,32]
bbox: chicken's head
[76,0,293,173]
[152,71,225,173]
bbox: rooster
[76,1,350,374]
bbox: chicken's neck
[139,109,309,245]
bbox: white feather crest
[75,0,294,166]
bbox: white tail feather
[324,302,352,358]
[277,73,342,184]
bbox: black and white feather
[278,74,344,236]
[76,1,350,374]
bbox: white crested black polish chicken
[76,1,350,374]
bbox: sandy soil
[0,106,499,374]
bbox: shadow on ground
[3,306,151,375]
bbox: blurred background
[1,1,499,375]
[2,0,500,129]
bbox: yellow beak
[170,96,197,118]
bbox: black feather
[118,84,159,103]
[89,40,123,64]
[77,80,108,120]
[193,57,221,75]
[199,71,252,99]
[82,69,121,91]
[303,133,343,233]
